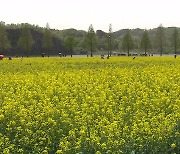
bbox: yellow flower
[56,150,63,154]
[96,151,101,154]
[171,143,176,149]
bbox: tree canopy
[172,27,179,55]
[1,21,180,56]
[42,23,54,57]
[18,24,34,57]
[86,24,97,57]
[140,30,151,55]
[64,36,75,55]
[121,29,134,56]
[156,24,166,56]
[0,22,11,54]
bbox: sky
[1,0,180,32]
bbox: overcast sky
[1,0,180,32]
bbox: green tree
[140,30,151,55]
[156,24,166,56]
[64,36,75,56]
[42,23,53,57]
[121,29,134,56]
[0,22,11,54]
[104,36,118,55]
[108,24,112,57]
[86,24,97,57]
[18,24,34,57]
[172,27,179,58]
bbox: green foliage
[155,24,166,56]
[18,24,34,56]
[140,30,151,55]
[97,37,107,51]
[2,21,180,55]
[121,29,134,55]
[96,33,118,54]
[64,36,75,55]
[172,27,179,54]
[42,23,53,56]
[107,35,118,53]
[0,22,11,53]
[86,24,97,56]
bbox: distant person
[101,55,104,59]
[0,55,4,60]
[42,53,45,57]
[174,54,177,58]
[20,56,23,61]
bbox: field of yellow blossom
[0,57,179,153]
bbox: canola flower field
[0,57,179,154]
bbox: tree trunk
[90,37,93,57]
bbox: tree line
[0,21,179,57]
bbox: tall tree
[121,29,134,56]
[42,23,53,57]
[172,27,179,58]
[156,24,165,56]
[108,24,112,57]
[140,30,151,55]
[64,36,75,56]
[0,22,11,54]
[87,24,97,57]
[18,24,34,57]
